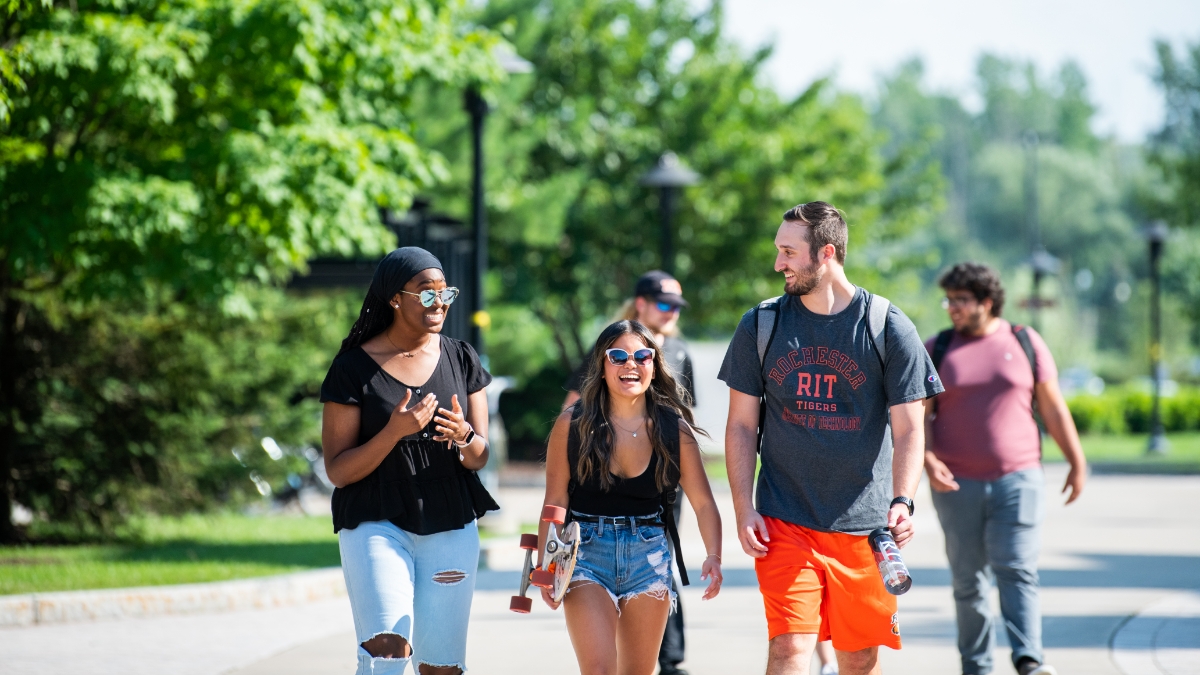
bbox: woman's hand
[700,555,723,600]
[387,390,439,439]
[540,586,561,610]
[433,394,472,445]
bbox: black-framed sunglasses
[401,287,460,307]
[605,348,655,366]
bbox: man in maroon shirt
[923,263,1087,675]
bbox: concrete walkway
[2,464,1197,674]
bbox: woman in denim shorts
[540,320,724,675]
[320,248,498,675]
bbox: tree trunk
[0,287,20,543]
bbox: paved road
[3,465,1197,674]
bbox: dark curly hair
[938,262,1005,317]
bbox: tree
[1150,38,1200,229]
[406,0,942,457]
[0,0,501,540]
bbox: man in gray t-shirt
[719,201,942,675]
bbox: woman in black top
[320,247,497,675]
[540,320,723,675]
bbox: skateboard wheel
[519,533,539,550]
[530,569,555,588]
[509,595,533,613]
[541,505,567,524]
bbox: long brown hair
[571,320,705,492]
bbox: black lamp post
[639,152,699,275]
[1022,131,1060,333]
[1146,220,1170,455]
[464,49,532,355]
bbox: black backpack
[565,405,690,585]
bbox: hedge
[1067,387,1200,434]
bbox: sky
[696,0,1200,143]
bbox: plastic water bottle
[868,528,912,595]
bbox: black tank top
[566,406,681,516]
[566,405,690,584]
[568,445,664,517]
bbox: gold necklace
[386,332,419,358]
[610,417,646,438]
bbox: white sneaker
[1019,664,1057,675]
[820,665,839,675]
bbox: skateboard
[509,505,580,613]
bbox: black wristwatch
[890,496,915,516]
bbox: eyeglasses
[941,296,975,309]
[655,301,681,314]
[605,348,655,366]
[401,287,460,307]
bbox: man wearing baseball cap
[562,270,695,675]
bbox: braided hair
[337,293,394,356]
[335,246,444,356]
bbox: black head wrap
[369,247,444,303]
[337,247,444,356]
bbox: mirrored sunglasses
[401,287,460,307]
[655,301,681,313]
[606,348,655,366]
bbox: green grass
[1043,431,1200,465]
[0,513,339,596]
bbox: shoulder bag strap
[658,408,688,586]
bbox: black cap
[634,270,688,307]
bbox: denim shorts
[338,519,479,674]
[568,511,676,611]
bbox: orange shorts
[754,515,901,652]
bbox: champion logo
[927,375,938,383]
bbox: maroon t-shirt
[924,320,1057,481]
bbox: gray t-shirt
[718,288,943,534]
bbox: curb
[1110,590,1200,675]
[0,567,345,628]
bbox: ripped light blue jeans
[339,520,479,674]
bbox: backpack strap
[756,296,783,366]
[929,329,955,415]
[1011,325,1039,383]
[1011,324,1043,454]
[754,296,783,455]
[657,408,688,586]
[865,292,891,369]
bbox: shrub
[1067,386,1200,434]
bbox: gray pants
[930,467,1045,675]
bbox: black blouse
[319,336,500,534]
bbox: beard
[784,261,823,296]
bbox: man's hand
[924,451,960,493]
[736,508,770,558]
[887,504,915,548]
[1062,464,1086,505]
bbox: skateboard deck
[509,505,579,613]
